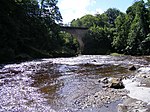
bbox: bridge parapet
[61,26,88,30]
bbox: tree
[95,13,109,28]
[112,13,128,53]
[71,14,96,28]
[71,18,82,27]
[82,26,112,54]
[0,0,73,63]
[126,0,149,55]
[105,8,121,28]
[40,0,62,22]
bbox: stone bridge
[60,26,88,51]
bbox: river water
[0,55,150,112]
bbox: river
[0,55,150,112]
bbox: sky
[57,0,146,24]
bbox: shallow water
[0,55,150,112]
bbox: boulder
[109,78,125,89]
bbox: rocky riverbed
[0,55,150,112]
[120,66,150,112]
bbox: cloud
[58,0,103,24]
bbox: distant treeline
[0,0,79,63]
[71,0,150,55]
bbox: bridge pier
[61,26,88,53]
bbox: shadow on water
[75,63,130,78]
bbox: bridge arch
[60,26,88,52]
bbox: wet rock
[102,77,109,84]
[129,65,136,71]
[102,85,109,88]
[143,75,147,78]
[98,79,101,83]
[92,60,97,62]
[9,69,22,74]
[118,104,128,112]
[109,78,125,89]
[118,97,150,112]
[98,77,109,84]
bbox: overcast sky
[57,0,147,24]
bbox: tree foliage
[71,8,121,54]
[71,14,97,28]
[126,0,149,55]
[0,0,79,63]
[1,0,150,63]
[83,26,111,54]
[71,0,150,55]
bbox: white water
[43,55,147,66]
[123,79,150,104]
[123,67,150,104]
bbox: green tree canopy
[0,0,79,63]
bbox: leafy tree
[0,0,19,62]
[105,8,121,28]
[70,0,150,55]
[70,8,121,54]
[59,32,79,56]
[0,0,77,63]
[71,14,96,28]
[146,0,150,10]
[95,13,109,28]
[83,26,112,54]
[112,13,128,53]
[140,34,150,54]
[40,0,62,22]
[70,18,82,27]
[126,0,149,55]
